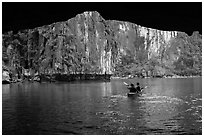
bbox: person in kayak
[128,83,137,93]
[136,82,141,93]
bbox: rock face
[2,71,10,81]
[2,11,202,78]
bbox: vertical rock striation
[2,11,202,79]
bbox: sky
[2,2,202,36]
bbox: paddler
[127,83,137,93]
[135,82,141,93]
[127,83,141,93]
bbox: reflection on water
[2,78,202,135]
[100,82,112,97]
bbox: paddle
[141,86,148,90]
[123,82,129,86]
[139,86,148,93]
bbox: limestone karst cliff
[2,11,202,80]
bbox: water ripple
[139,95,185,104]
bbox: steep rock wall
[2,11,202,77]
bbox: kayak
[127,89,143,97]
[127,92,139,97]
[123,82,147,97]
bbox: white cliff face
[77,24,82,37]
[79,12,180,74]
[57,11,181,74]
[100,40,112,74]
[95,30,99,50]
[4,11,189,76]
[119,22,130,33]
[136,25,178,59]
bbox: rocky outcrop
[2,71,10,82]
[2,65,10,84]
[2,11,202,79]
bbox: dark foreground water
[2,77,202,135]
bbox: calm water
[2,77,202,135]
